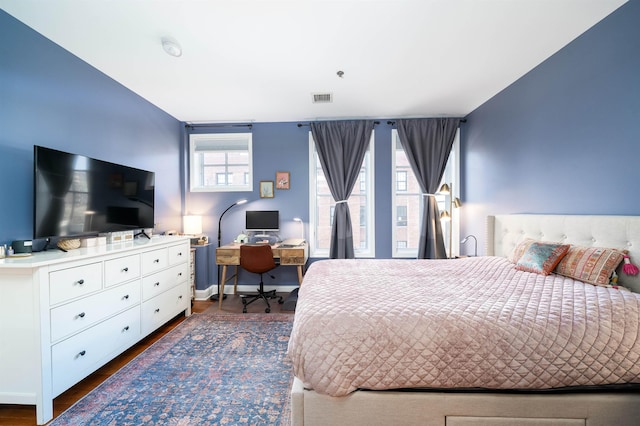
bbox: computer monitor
[245,210,279,232]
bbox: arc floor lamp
[211,199,248,302]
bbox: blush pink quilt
[287,257,640,397]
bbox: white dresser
[0,236,191,425]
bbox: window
[391,129,459,257]
[396,205,407,227]
[309,131,375,258]
[189,133,253,192]
[396,171,407,192]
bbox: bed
[288,214,640,426]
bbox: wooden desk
[215,242,309,309]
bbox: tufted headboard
[486,214,640,293]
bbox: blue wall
[184,121,396,286]
[5,0,638,286]
[0,9,398,288]
[0,11,183,246]
[460,0,640,251]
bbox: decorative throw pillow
[508,238,536,263]
[515,242,570,275]
[555,246,624,286]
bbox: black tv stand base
[135,230,151,239]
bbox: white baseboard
[194,285,298,301]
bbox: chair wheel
[243,307,247,313]
[278,297,284,304]
[265,307,271,313]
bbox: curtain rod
[386,118,467,126]
[297,121,380,128]
[185,123,253,129]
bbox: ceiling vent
[312,93,333,103]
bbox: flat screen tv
[34,145,155,239]
[245,210,279,232]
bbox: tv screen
[34,145,155,239]
[245,210,279,231]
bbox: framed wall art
[260,180,274,198]
[276,171,290,190]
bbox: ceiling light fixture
[161,37,182,57]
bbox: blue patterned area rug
[51,312,294,426]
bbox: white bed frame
[290,214,640,426]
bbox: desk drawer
[216,248,239,265]
[49,262,103,305]
[278,248,307,265]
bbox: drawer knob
[78,350,86,357]
[178,252,183,256]
[76,312,86,319]
[153,259,160,263]
[154,282,160,287]
[178,272,183,277]
[179,295,183,300]
[77,279,85,285]
[155,308,160,313]
[123,325,130,332]
[122,267,129,272]
[123,294,130,300]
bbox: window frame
[308,131,376,258]
[189,132,253,192]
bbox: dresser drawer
[141,263,189,301]
[49,262,103,305]
[51,306,141,397]
[168,242,190,266]
[141,248,168,274]
[104,254,141,287]
[141,283,189,335]
[50,280,140,342]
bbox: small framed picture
[260,180,274,198]
[276,171,290,190]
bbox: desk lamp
[293,217,305,242]
[461,234,478,257]
[211,199,248,302]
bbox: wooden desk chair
[239,244,283,313]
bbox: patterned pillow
[555,246,624,286]
[508,238,536,263]
[515,242,570,275]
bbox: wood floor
[0,294,294,426]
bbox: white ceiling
[1,0,627,123]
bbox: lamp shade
[183,215,203,235]
[438,183,450,194]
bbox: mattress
[287,257,640,397]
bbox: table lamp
[183,215,204,245]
